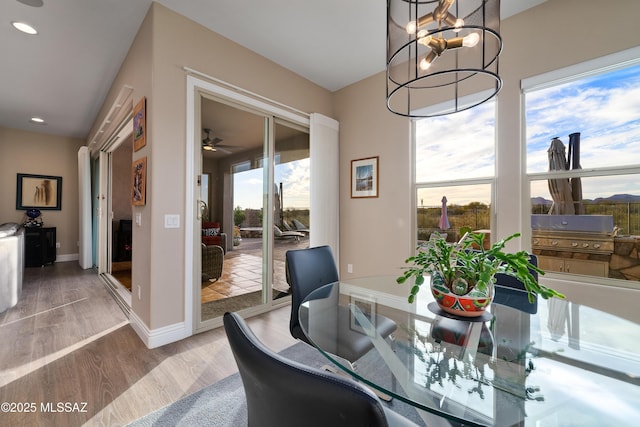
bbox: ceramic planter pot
[430,273,494,317]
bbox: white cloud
[276,158,310,209]
[416,101,496,182]
[525,64,640,201]
[527,65,640,173]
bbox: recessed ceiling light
[11,21,38,35]
[30,117,46,124]
[17,0,44,7]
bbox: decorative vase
[233,236,241,246]
[430,274,494,317]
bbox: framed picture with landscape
[351,156,378,198]
[16,173,62,210]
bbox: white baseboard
[129,310,191,349]
[57,253,79,262]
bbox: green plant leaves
[397,231,565,303]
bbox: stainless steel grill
[532,230,614,255]
[531,215,615,277]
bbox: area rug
[126,341,427,426]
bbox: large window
[415,100,495,244]
[525,58,640,284]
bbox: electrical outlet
[137,285,142,300]
[56,242,61,248]
[347,264,353,273]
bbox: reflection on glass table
[298,278,640,427]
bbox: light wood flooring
[0,261,296,427]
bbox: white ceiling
[0,0,545,139]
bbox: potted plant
[397,232,564,316]
[233,226,242,246]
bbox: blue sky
[526,64,640,174]
[233,158,310,210]
[415,63,640,206]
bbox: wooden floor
[0,262,296,427]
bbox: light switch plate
[164,214,180,228]
[135,212,142,226]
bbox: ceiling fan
[202,128,233,154]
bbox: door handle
[197,200,207,220]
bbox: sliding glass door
[273,119,310,299]
[95,121,134,312]
[198,97,268,323]
[195,93,310,331]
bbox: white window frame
[522,47,640,289]
[413,92,497,249]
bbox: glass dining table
[298,277,640,427]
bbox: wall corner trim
[129,311,189,349]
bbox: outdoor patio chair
[202,244,224,283]
[282,220,295,231]
[292,219,310,234]
[274,225,304,241]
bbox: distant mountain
[592,194,640,203]
[531,194,640,205]
[531,197,552,205]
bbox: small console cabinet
[24,227,56,267]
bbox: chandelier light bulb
[407,12,435,35]
[419,51,438,71]
[462,32,480,47]
[454,18,464,32]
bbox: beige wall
[90,5,154,326]
[0,126,83,257]
[334,72,413,284]
[335,0,640,287]
[89,3,333,331]
[27,0,635,336]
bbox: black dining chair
[286,245,397,362]
[493,254,539,314]
[223,312,419,427]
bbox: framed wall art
[132,157,147,206]
[351,156,379,198]
[16,173,62,210]
[133,97,146,151]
